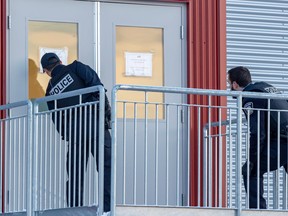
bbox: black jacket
[243,82,288,163]
[46,61,111,137]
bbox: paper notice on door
[39,47,68,72]
[125,52,153,77]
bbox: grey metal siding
[227,0,288,92]
[227,0,288,209]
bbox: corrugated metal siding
[227,0,288,92]
[226,0,288,209]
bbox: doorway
[100,1,187,205]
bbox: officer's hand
[242,161,254,176]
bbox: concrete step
[116,205,288,216]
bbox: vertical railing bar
[54,110,59,208]
[72,108,77,207]
[17,117,22,210]
[228,110,232,208]
[78,106,83,207]
[218,107,223,207]
[236,95,242,216]
[93,103,98,205]
[285,166,288,210]
[88,105,92,205]
[144,92,148,205]
[122,102,127,204]
[38,114,43,211]
[166,104,170,205]
[133,103,137,205]
[60,109,65,208]
[176,105,180,206]
[27,101,33,216]
[68,108,72,207]
[267,99,271,207]
[48,110,54,208]
[83,105,87,206]
[22,117,26,211]
[44,113,49,209]
[8,119,12,212]
[246,107,251,209]
[54,111,59,209]
[5,119,9,212]
[33,104,40,212]
[18,118,23,210]
[155,104,159,206]
[98,87,105,215]
[57,110,62,208]
[202,107,207,207]
[62,109,67,207]
[208,96,212,207]
[13,118,20,211]
[111,86,118,216]
[277,112,280,209]
[13,119,16,211]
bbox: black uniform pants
[243,137,288,209]
[66,129,111,212]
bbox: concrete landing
[116,206,288,216]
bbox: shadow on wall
[28,58,48,111]
[29,58,45,99]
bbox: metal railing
[111,85,288,216]
[1,84,288,216]
[0,86,106,216]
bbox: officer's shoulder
[65,60,80,71]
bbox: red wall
[161,0,227,207]
[186,0,227,206]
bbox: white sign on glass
[125,52,153,77]
[39,47,68,72]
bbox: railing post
[111,86,118,216]
[26,100,34,216]
[98,86,105,215]
[236,95,243,216]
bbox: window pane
[116,26,164,119]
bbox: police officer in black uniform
[227,66,288,209]
[41,53,111,213]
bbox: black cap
[41,52,60,71]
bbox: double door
[7,0,187,208]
